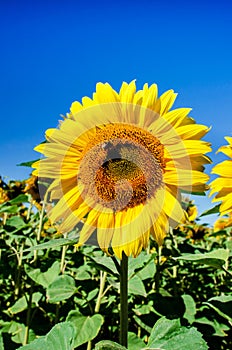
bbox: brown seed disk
[78,123,166,212]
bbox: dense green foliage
[0,180,231,349]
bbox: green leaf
[182,189,206,196]
[17,322,75,350]
[66,311,104,348]
[133,315,152,333]
[0,332,4,350]
[133,302,156,316]
[0,204,19,214]
[75,266,92,280]
[8,292,42,314]
[128,251,152,277]
[200,204,220,217]
[203,295,232,322]
[9,194,29,204]
[90,256,119,275]
[23,237,77,252]
[209,295,232,303]
[173,249,229,269]
[25,261,60,288]
[17,159,40,167]
[5,216,27,229]
[7,322,35,344]
[195,317,230,337]
[136,259,156,280]
[94,340,126,349]
[86,288,98,302]
[225,240,232,256]
[147,317,208,350]
[17,338,45,349]
[128,275,147,297]
[128,332,146,350]
[181,294,196,324]
[47,275,77,303]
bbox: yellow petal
[70,101,83,115]
[164,108,192,127]
[164,169,209,187]
[49,186,83,223]
[161,188,185,224]
[97,212,115,252]
[159,89,177,115]
[77,209,100,246]
[220,192,232,215]
[210,177,232,195]
[151,211,168,245]
[141,84,158,110]
[93,83,120,103]
[211,160,232,177]
[119,80,136,103]
[176,124,210,140]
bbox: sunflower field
[0,176,231,350]
[1,82,232,350]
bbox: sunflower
[210,137,232,215]
[213,215,232,232]
[186,203,198,222]
[0,187,8,204]
[33,81,211,259]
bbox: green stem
[154,245,162,293]
[60,233,68,274]
[24,193,47,343]
[55,234,68,324]
[15,241,25,298]
[26,196,33,221]
[23,284,34,345]
[120,252,128,348]
[95,271,107,313]
[55,303,60,324]
[33,193,47,263]
[222,266,232,277]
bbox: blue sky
[1,0,232,221]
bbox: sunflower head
[33,81,211,259]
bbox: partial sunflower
[33,81,211,259]
[210,137,232,215]
[182,197,198,222]
[0,187,8,204]
[213,215,232,232]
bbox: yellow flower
[24,175,41,202]
[182,197,198,222]
[186,224,209,241]
[33,81,211,259]
[210,137,232,215]
[213,211,232,232]
[186,204,198,222]
[0,187,8,204]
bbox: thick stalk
[23,282,34,345]
[154,245,162,292]
[120,252,128,348]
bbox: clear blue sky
[1,0,232,221]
